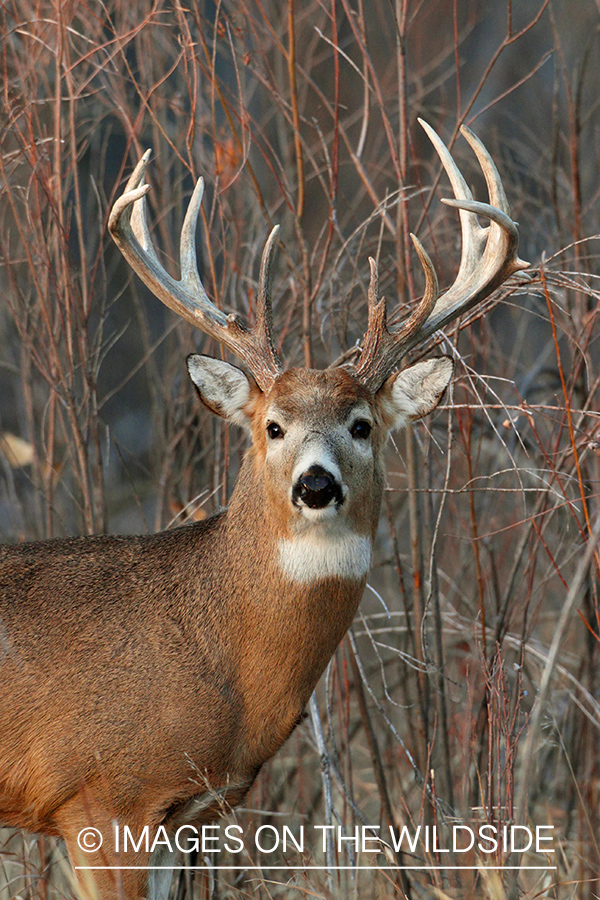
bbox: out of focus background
[0,1,599,897]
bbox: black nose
[292,465,343,510]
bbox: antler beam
[353,120,530,391]
[108,153,282,391]
[110,122,528,396]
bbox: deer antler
[353,119,530,391]
[110,123,528,396]
[108,152,282,391]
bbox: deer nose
[292,465,343,510]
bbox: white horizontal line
[75,866,558,871]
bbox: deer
[0,120,528,900]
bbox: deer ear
[379,357,453,430]
[187,355,258,431]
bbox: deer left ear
[378,357,453,430]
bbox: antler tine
[461,124,508,212]
[109,156,282,391]
[418,119,483,280]
[353,121,529,391]
[253,225,282,367]
[354,242,438,387]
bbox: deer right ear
[187,355,257,431]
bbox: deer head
[109,121,528,569]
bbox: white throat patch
[278,531,372,584]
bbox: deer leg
[54,797,150,900]
[147,842,178,900]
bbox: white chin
[299,504,339,523]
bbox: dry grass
[0,1,599,898]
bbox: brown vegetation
[0,1,599,897]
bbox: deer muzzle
[292,465,344,510]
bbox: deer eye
[350,419,372,440]
[266,422,284,440]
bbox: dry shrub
[0,1,598,897]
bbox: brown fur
[0,368,404,899]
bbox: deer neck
[222,452,377,766]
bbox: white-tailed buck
[0,121,527,900]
